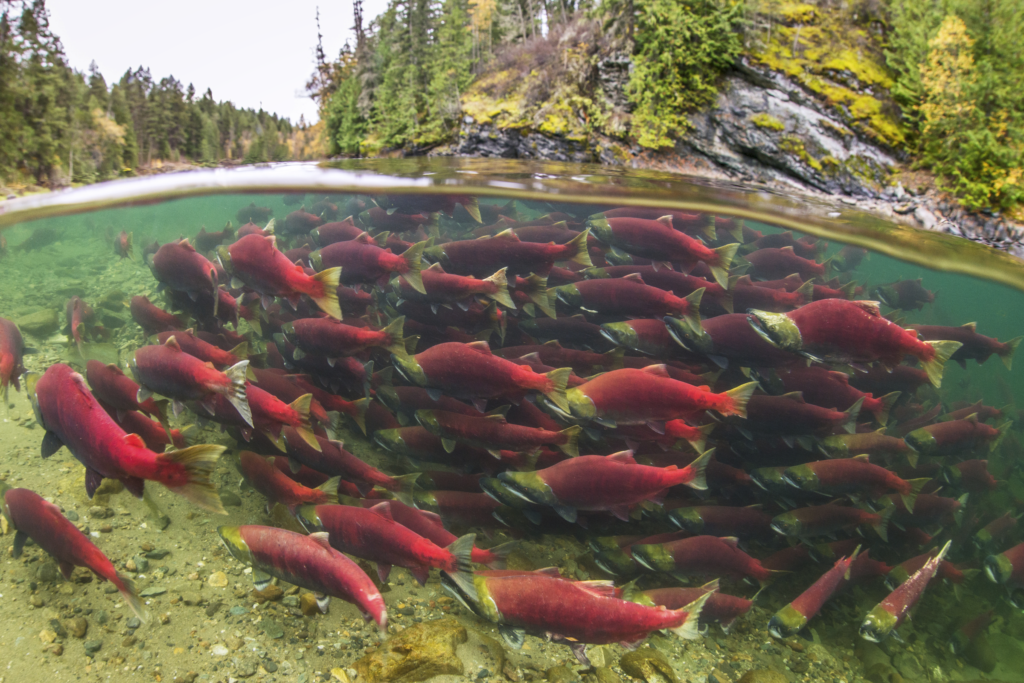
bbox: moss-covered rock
[352,617,467,683]
[619,649,679,683]
[15,308,60,337]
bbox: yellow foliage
[920,15,976,130]
[751,113,785,131]
[91,108,125,146]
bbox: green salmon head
[23,372,44,430]
[565,388,597,423]
[750,467,786,492]
[818,435,849,458]
[496,470,557,507]
[782,464,820,492]
[308,249,324,272]
[582,267,610,279]
[593,548,640,578]
[414,409,442,435]
[216,245,234,273]
[280,322,297,345]
[552,284,583,309]
[600,322,639,351]
[903,428,935,455]
[294,505,324,534]
[768,603,807,639]
[585,218,614,245]
[859,605,898,643]
[770,512,803,538]
[747,310,803,353]
[376,386,401,413]
[372,428,408,454]
[391,353,429,387]
[664,316,714,353]
[669,507,705,534]
[423,245,446,263]
[631,543,677,573]
[480,477,534,509]
[985,552,1015,585]
[217,525,254,565]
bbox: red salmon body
[911,323,1021,370]
[310,233,427,293]
[30,363,225,512]
[130,295,186,336]
[312,218,365,246]
[633,535,772,584]
[777,365,899,425]
[150,240,220,314]
[425,228,591,278]
[218,233,341,319]
[282,209,323,234]
[194,224,235,253]
[238,451,337,508]
[0,317,27,401]
[86,360,165,419]
[744,246,827,280]
[282,316,406,359]
[155,329,245,368]
[5,488,144,619]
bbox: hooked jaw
[584,218,614,245]
[770,516,801,538]
[372,429,407,453]
[216,246,233,273]
[859,605,898,643]
[985,553,1015,585]
[663,316,714,354]
[768,604,807,640]
[781,465,819,491]
[391,354,429,387]
[496,471,556,507]
[746,310,803,353]
[599,322,638,351]
[669,508,704,534]
[631,543,676,573]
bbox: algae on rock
[353,617,468,683]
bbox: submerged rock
[619,649,679,683]
[737,671,788,683]
[15,309,59,337]
[352,617,467,683]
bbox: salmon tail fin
[380,316,407,355]
[900,477,930,514]
[842,397,863,434]
[401,241,428,295]
[524,273,555,318]
[795,280,815,303]
[228,341,249,361]
[669,592,711,640]
[922,340,962,388]
[389,472,421,506]
[483,268,515,308]
[722,381,758,418]
[223,360,253,428]
[567,229,593,267]
[998,336,1022,371]
[289,394,321,451]
[557,425,582,457]
[840,281,857,299]
[684,448,713,491]
[542,368,572,413]
[700,215,717,241]
[461,197,482,223]
[317,476,341,504]
[710,243,739,289]
[481,541,517,569]
[872,500,895,542]
[991,420,1011,453]
[726,219,744,243]
[161,443,227,514]
[679,288,704,336]
[719,291,734,314]
[875,391,900,426]
[114,572,148,622]
[347,397,370,435]
[687,423,715,454]
[310,267,342,320]
[126,232,134,260]
[447,533,477,574]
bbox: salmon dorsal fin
[369,501,394,520]
[656,215,674,227]
[542,340,563,348]
[641,364,671,378]
[961,321,977,331]
[426,262,445,272]
[493,228,520,241]
[354,232,374,244]
[106,363,124,375]
[519,352,543,364]
[308,531,332,549]
[123,433,147,449]
[623,273,645,285]
[266,234,278,249]
[608,450,637,464]
[178,239,195,251]
[780,246,795,253]
[719,536,740,547]
[467,341,492,354]
[781,391,805,402]
[184,327,196,336]
[855,301,882,316]
[164,335,181,351]
[736,275,754,287]
[964,413,979,423]
[852,453,871,462]
[533,567,562,578]
[828,371,850,385]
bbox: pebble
[94,610,108,625]
[83,639,102,654]
[229,605,248,616]
[211,644,229,657]
[263,619,285,639]
[205,601,222,617]
[140,587,166,597]
[68,617,88,638]
[207,571,228,588]
[226,635,244,651]
[127,617,142,630]
[220,491,242,507]
[29,594,44,607]
[132,555,150,572]
[49,619,67,638]
[65,510,78,522]
[145,549,170,559]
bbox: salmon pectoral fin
[41,431,63,458]
[12,530,28,559]
[85,468,105,498]
[123,477,146,499]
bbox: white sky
[46,0,389,124]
